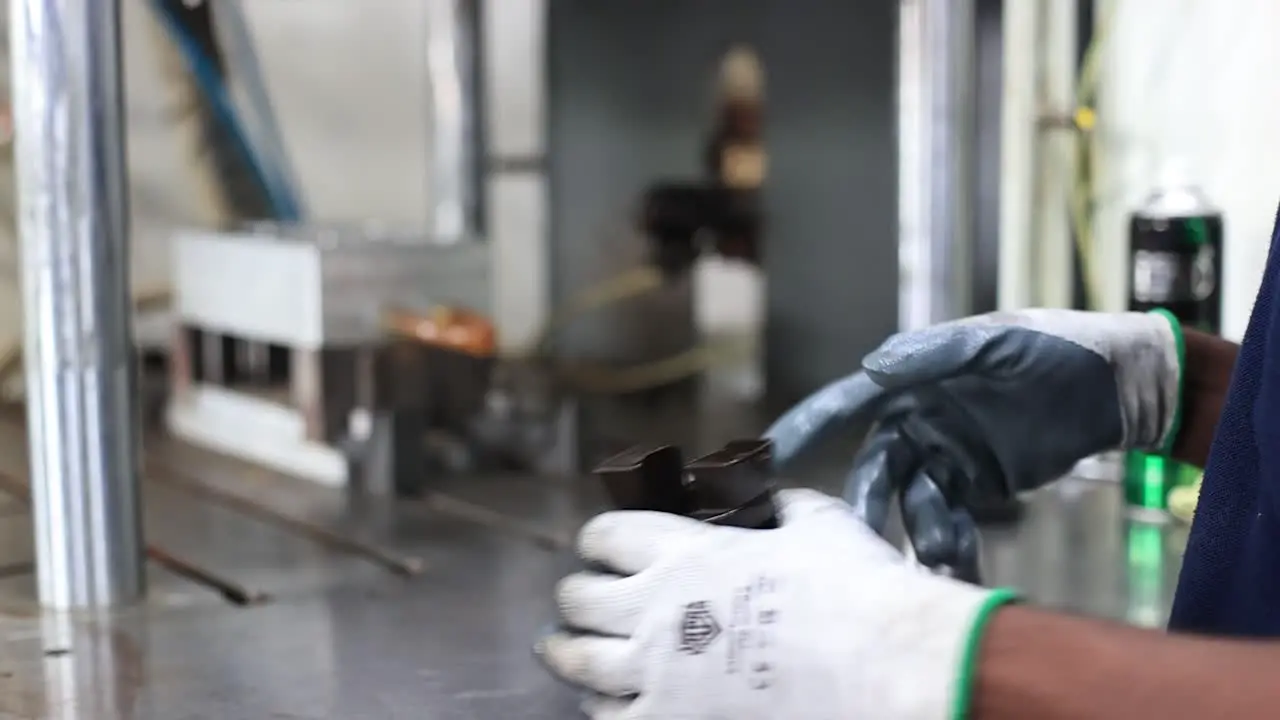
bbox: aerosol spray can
[1125,160,1223,518]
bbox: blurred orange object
[382,305,497,359]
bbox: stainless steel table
[982,477,1187,628]
[0,412,1187,719]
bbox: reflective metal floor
[0,409,1188,720]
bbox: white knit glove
[537,489,1017,720]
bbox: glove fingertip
[951,508,983,585]
[862,326,981,384]
[844,465,893,532]
[761,418,805,470]
[582,693,630,719]
[764,371,888,470]
[773,488,845,521]
[576,511,707,575]
[536,633,598,692]
[902,477,959,568]
[861,333,921,375]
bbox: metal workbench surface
[0,412,1186,720]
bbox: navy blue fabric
[1169,205,1280,636]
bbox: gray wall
[757,1,899,404]
[547,0,900,403]
[547,0,750,364]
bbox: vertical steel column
[426,0,485,242]
[11,0,145,607]
[898,0,978,329]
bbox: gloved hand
[764,309,1183,577]
[537,489,1016,720]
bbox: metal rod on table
[10,0,146,608]
[151,465,427,577]
[0,471,267,606]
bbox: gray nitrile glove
[765,309,1184,578]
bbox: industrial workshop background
[0,0,1261,380]
[0,0,1268,716]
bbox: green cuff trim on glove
[950,588,1020,720]
[1148,308,1185,457]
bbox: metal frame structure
[426,0,486,243]
[897,0,979,330]
[10,0,144,608]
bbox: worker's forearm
[972,606,1280,719]
[1169,328,1239,468]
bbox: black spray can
[1127,171,1223,333]
[1125,166,1222,519]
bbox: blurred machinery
[639,46,765,273]
[166,224,496,491]
[546,1,999,407]
[166,224,578,493]
[148,0,305,223]
[160,0,542,493]
[153,1,1006,493]
[0,0,1009,599]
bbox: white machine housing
[166,223,491,486]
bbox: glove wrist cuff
[867,576,1014,720]
[1147,308,1186,455]
[949,587,1020,720]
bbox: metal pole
[11,0,145,607]
[898,0,978,329]
[425,0,484,242]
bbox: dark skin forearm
[973,606,1280,719]
[970,327,1246,718]
[1169,328,1239,468]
